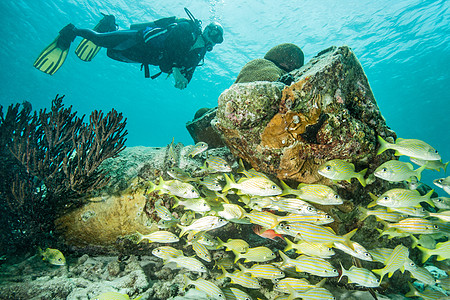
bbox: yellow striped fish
[217,203,247,221]
[155,199,173,220]
[372,244,409,281]
[433,197,450,210]
[283,238,335,258]
[203,156,232,173]
[373,188,434,208]
[177,216,228,237]
[286,286,335,300]
[405,281,447,300]
[191,240,212,262]
[136,231,179,244]
[368,247,393,263]
[232,246,276,263]
[377,135,441,161]
[221,287,253,300]
[268,197,319,216]
[339,263,379,287]
[410,157,449,172]
[318,159,367,187]
[223,174,282,196]
[279,180,343,205]
[358,206,404,222]
[183,275,224,298]
[167,256,207,273]
[167,167,197,182]
[237,263,285,279]
[417,240,450,263]
[387,206,429,217]
[277,212,334,225]
[333,241,372,261]
[216,237,249,253]
[383,218,440,235]
[157,217,180,229]
[405,263,436,286]
[279,252,338,277]
[151,177,200,199]
[374,160,425,182]
[434,176,450,194]
[274,277,313,294]
[167,137,177,166]
[151,246,183,260]
[172,197,211,213]
[198,175,223,191]
[187,142,208,158]
[217,266,261,289]
[244,211,280,228]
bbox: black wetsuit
[75,18,207,80]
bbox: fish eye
[58,258,62,261]
[307,206,314,211]
[375,279,379,283]
[271,185,278,189]
[325,165,332,170]
[433,225,439,229]
[383,196,389,200]
[326,215,331,219]
[334,195,340,199]
[438,179,444,183]
[218,293,224,298]
[332,269,337,273]
[365,253,371,257]
[327,248,333,252]
[382,168,387,172]
[409,262,415,267]
[435,150,438,153]
[436,198,442,202]
[285,225,290,230]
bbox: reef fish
[232,246,276,263]
[217,266,261,289]
[377,136,441,161]
[187,142,208,158]
[279,251,338,277]
[183,275,224,299]
[178,216,228,237]
[238,263,285,279]
[339,263,380,287]
[203,156,232,173]
[284,238,335,258]
[417,240,450,263]
[151,176,199,198]
[383,218,440,235]
[38,247,66,266]
[372,244,409,281]
[93,292,142,300]
[410,157,449,172]
[222,287,253,300]
[223,174,282,196]
[374,160,426,182]
[136,231,179,244]
[318,159,367,187]
[433,176,450,194]
[216,237,249,253]
[152,246,183,260]
[280,180,343,205]
[372,188,434,208]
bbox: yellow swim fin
[75,14,117,62]
[34,24,76,75]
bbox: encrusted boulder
[214,45,396,190]
[264,43,305,72]
[186,107,225,148]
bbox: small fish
[214,257,235,270]
[179,210,196,225]
[253,225,284,240]
[183,275,224,299]
[433,176,450,195]
[284,237,335,258]
[187,142,208,158]
[372,188,434,208]
[150,176,200,199]
[274,277,313,294]
[410,157,449,172]
[168,256,207,273]
[152,246,183,260]
[405,281,447,300]
[217,266,261,289]
[383,218,440,235]
[428,210,450,222]
[339,263,380,287]
[232,246,276,263]
[203,156,232,173]
[38,247,66,266]
[222,287,253,300]
[358,206,404,223]
[167,137,177,166]
[216,237,249,253]
[376,228,410,239]
[417,240,450,263]
[157,217,180,229]
[433,197,450,210]
[372,244,409,281]
[279,251,338,277]
[237,159,271,180]
[277,212,334,225]
[403,260,436,286]
[191,240,212,262]
[318,159,367,187]
[368,247,393,264]
[223,174,282,197]
[289,287,335,300]
[217,203,246,221]
[238,263,284,279]
[268,196,319,216]
[410,234,436,249]
[177,216,228,237]
[377,135,441,161]
[172,196,211,213]
[279,180,343,205]
[136,230,179,244]
[387,206,429,217]
[374,160,425,182]
[198,175,223,191]
[275,222,357,250]
[94,292,142,300]
[167,167,197,182]
[333,241,373,261]
[155,199,173,220]
[245,210,280,228]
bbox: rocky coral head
[264,43,305,72]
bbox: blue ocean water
[0,0,448,186]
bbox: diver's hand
[173,67,188,90]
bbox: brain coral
[264,43,304,72]
[235,58,286,83]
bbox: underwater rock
[214,45,396,190]
[186,107,226,148]
[235,58,286,83]
[264,43,305,72]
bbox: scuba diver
[33,8,224,90]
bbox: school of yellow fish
[133,135,450,300]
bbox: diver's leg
[75,29,140,50]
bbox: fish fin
[358,206,370,221]
[367,200,378,208]
[135,231,144,244]
[416,245,432,263]
[338,262,346,282]
[237,158,246,174]
[343,228,358,250]
[377,135,390,155]
[315,278,326,288]
[237,263,246,272]
[216,265,227,279]
[177,224,188,237]
[231,249,241,263]
[357,169,367,187]
[405,282,418,297]
[372,268,385,282]
[283,237,294,252]
[222,173,235,193]
[279,179,294,196]
[215,237,224,250]
[171,196,180,208]
[278,251,290,267]
[443,161,449,172]
[410,235,419,248]
[182,274,191,291]
[423,189,435,207]
[414,165,426,181]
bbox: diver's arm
[172,67,188,90]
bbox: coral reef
[235,58,286,83]
[214,46,396,191]
[264,43,305,72]
[0,95,127,253]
